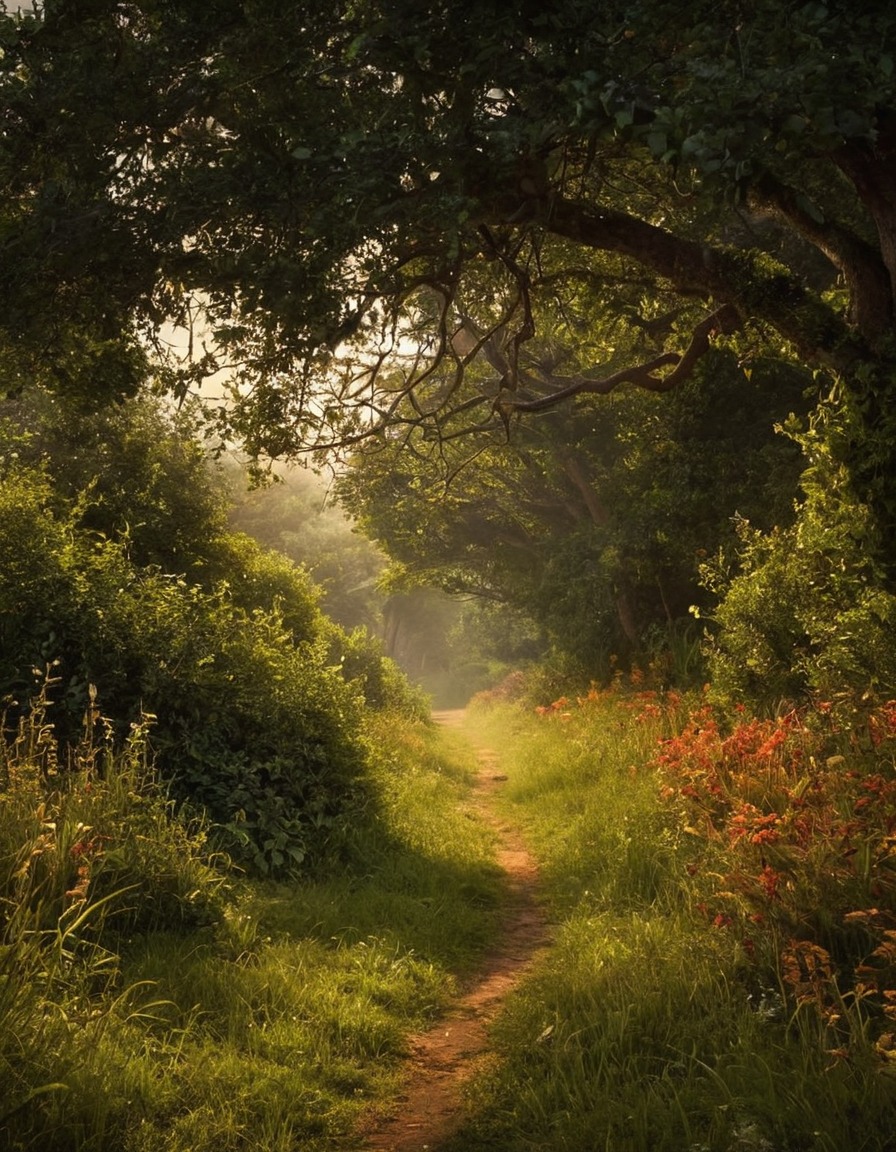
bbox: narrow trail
[358,709,550,1152]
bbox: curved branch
[835,111,896,317]
[535,195,860,370]
[505,304,740,414]
[748,172,892,339]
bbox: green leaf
[646,131,667,156]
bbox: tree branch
[835,114,896,326]
[747,172,893,339]
[535,195,860,371]
[504,304,740,414]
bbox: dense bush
[327,624,431,718]
[0,472,366,869]
[0,390,418,873]
[0,389,230,575]
[703,402,896,711]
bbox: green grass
[476,701,686,917]
[0,704,501,1151]
[8,681,896,1150]
[449,697,896,1152]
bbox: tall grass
[454,686,896,1151]
[0,690,501,1151]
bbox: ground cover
[6,676,896,1151]
[0,702,501,1152]
[447,684,896,1151]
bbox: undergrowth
[0,690,499,1151]
[454,679,896,1151]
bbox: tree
[2,2,896,560]
[339,342,809,676]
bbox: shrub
[703,402,896,711]
[327,624,430,717]
[68,553,367,873]
[0,461,366,873]
[0,390,436,874]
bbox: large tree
[2,1,896,554]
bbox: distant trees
[226,464,386,634]
[339,344,809,678]
[226,468,507,704]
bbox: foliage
[0,391,422,873]
[199,528,325,644]
[341,346,807,679]
[327,625,430,719]
[0,464,370,873]
[703,397,896,709]
[0,389,230,576]
[5,2,896,709]
[225,462,387,633]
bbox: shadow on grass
[248,807,505,979]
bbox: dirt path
[358,709,549,1152]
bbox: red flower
[759,865,782,900]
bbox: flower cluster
[655,698,896,1047]
[534,677,686,733]
[534,696,572,718]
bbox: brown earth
[357,709,550,1152]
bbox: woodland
[2,2,896,1149]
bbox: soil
[357,709,549,1152]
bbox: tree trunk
[836,114,896,324]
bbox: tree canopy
[2,1,896,557]
[338,342,809,674]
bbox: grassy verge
[452,689,896,1152]
[0,700,501,1152]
